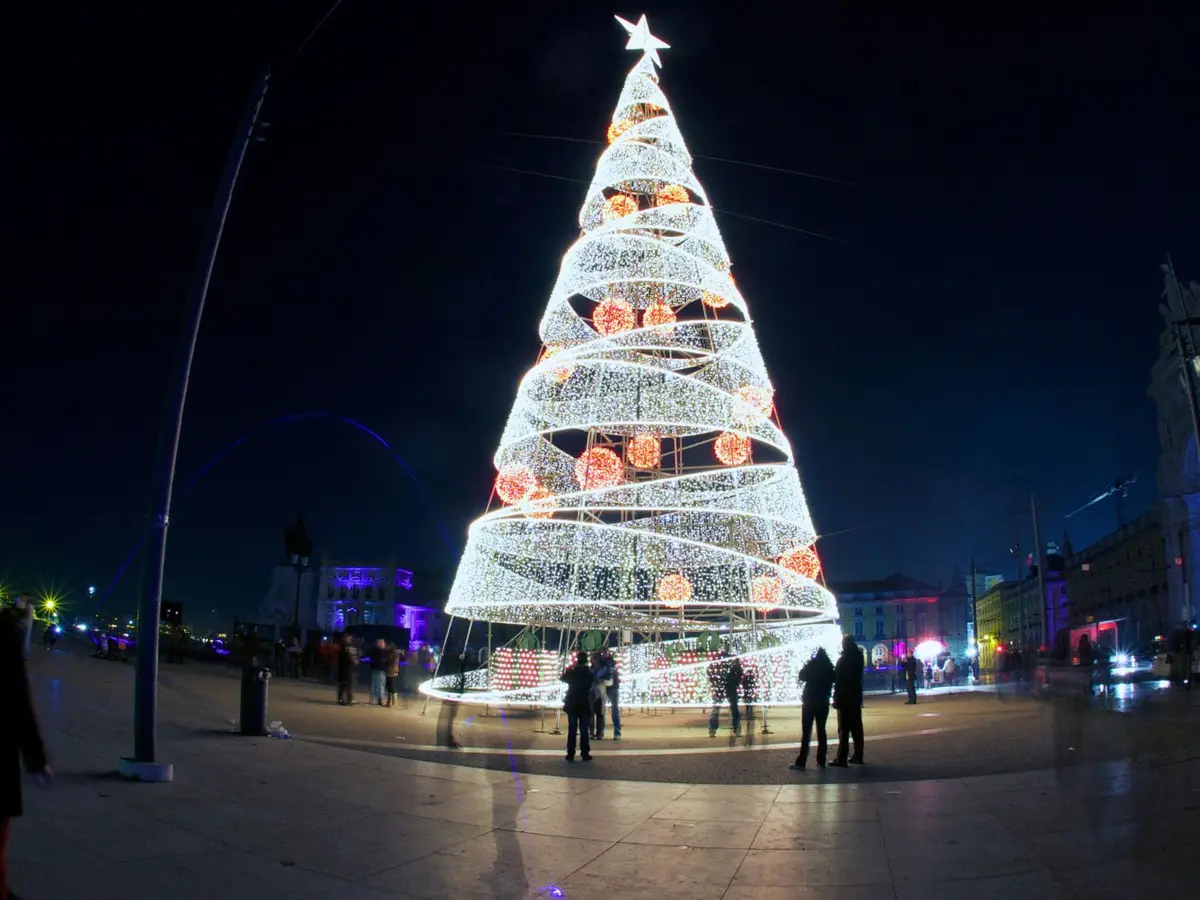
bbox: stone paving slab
[6,647,1197,899]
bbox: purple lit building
[259,563,442,650]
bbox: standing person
[321,638,337,684]
[707,655,727,737]
[596,646,621,740]
[830,635,865,767]
[724,656,744,736]
[384,642,400,708]
[436,651,466,749]
[287,637,302,678]
[2,603,52,899]
[561,651,594,762]
[791,647,835,770]
[742,664,759,723]
[369,639,387,706]
[337,637,358,705]
[589,651,606,739]
[904,652,919,705]
[273,639,286,677]
[943,656,957,688]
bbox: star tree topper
[615,14,670,67]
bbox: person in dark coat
[830,635,865,767]
[1,605,51,899]
[560,651,594,762]
[337,637,358,705]
[903,651,919,704]
[791,647,835,769]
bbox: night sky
[7,5,1198,630]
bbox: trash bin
[240,665,271,735]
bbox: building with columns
[1147,265,1200,630]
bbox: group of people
[791,634,865,769]
[559,646,621,761]
[556,635,872,770]
[705,653,764,737]
[329,635,408,707]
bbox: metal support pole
[292,564,303,637]
[130,68,270,770]
[1031,494,1048,652]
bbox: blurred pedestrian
[12,596,34,659]
[742,664,759,723]
[337,637,358,705]
[370,639,387,705]
[595,646,621,740]
[1,602,52,899]
[287,637,302,678]
[384,642,400,707]
[589,650,606,739]
[903,652,918,704]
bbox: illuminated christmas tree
[425,14,841,707]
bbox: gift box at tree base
[420,14,842,709]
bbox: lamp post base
[118,756,174,783]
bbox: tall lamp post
[120,68,271,784]
[284,512,314,639]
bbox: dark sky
[7,4,1198,629]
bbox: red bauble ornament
[656,183,689,205]
[542,343,576,383]
[606,119,634,143]
[496,464,537,504]
[737,385,774,415]
[779,545,821,582]
[750,575,783,612]
[602,193,638,221]
[714,431,752,466]
[574,446,624,490]
[593,298,637,336]
[643,301,676,329]
[627,434,661,469]
[657,572,693,607]
[525,484,557,519]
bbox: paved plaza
[8,647,1200,899]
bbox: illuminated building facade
[975,581,1014,670]
[1063,510,1167,649]
[1147,267,1200,629]
[831,575,945,668]
[260,563,441,648]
